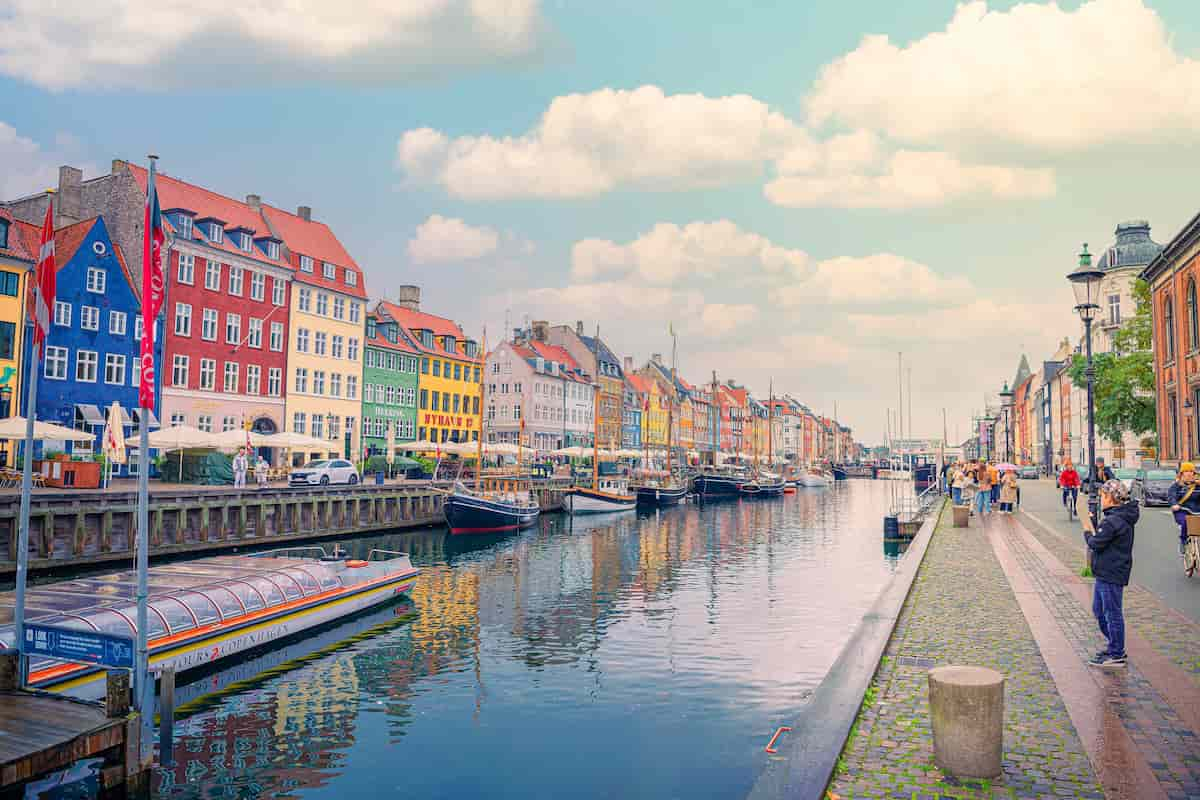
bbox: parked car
[1132,468,1177,506]
[1018,465,1039,479]
[1113,467,1139,493]
[289,459,360,486]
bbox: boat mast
[591,325,601,491]
[476,329,486,492]
[667,323,676,479]
[711,371,719,468]
[768,379,774,472]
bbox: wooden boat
[567,476,637,514]
[635,481,688,506]
[444,480,539,534]
[694,469,744,497]
[3,548,419,700]
[800,468,830,487]
[831,465,849,481]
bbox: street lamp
[999,382,1014,463]
[1068,242,1104,527]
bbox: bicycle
[1175,507,1200,578]
[1062,485,1078,521]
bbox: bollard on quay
[928,665,1004,779]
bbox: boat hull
[635,485,688,506]
[831,466,848,481]
[694,474,742,497]
[444,492,540,535]
[566,488,637,515]
[740,480,786,497]
[800,475,829,487]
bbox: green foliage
[365,455,389,474]
[1067,278,1156,442]
[413,455,434,474]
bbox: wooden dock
[0,479,571,577]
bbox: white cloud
[0,122,96,201]
[407,215,501,264]
[396,85,803,199]
[571,220,810,284]
[777,253,973,307]
[701,303,759,336]
[766,145,1055,209]
[0,0,546,90]
[847,298,1069,342]
[805,0,1200,150]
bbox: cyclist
[1059,460,1081,515]
[1169,462,1200,557]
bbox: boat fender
[345,559,370,568]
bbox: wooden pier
[0,480,571,577]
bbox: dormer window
[176,215,192,240]
[345,269,357,287]
[207,223,222,243]
[266,241,280,260]
[299,255,314,273]
[239,232,252,252]
[444,335,456,353]
[421,330,434,348]
[366,318,377,338]
[464,341,476,358]
[322,262,336,280]
[0,219,7,249]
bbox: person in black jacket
[1084,478,1137,668]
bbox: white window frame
[266,241,280,260]
[247,318,263,349]
[314,331,327,356]
[54,301,70,327]
[296,328,310,353]
[322,261,336,280]
[104,353,126,385]
[347,375,358,400]
[269,322,284,352]
[208,223,223,244]
[350,302,361,323]
[298,287,311,312]
[331,335,344,359]
[223,361,239,393]
[228,266,244,297]
[205,259,221,290]
[348,338,359,362]
[316,293,328,316]
[292,412,306,434]
[295,367,308,393]
[172,355,189,387]
[44,346,68,380]
[246,364,261,395]
[201,308,218,341]
[239,232,252,252]
[250,272,265,301]
[86,267,106,294]
[75,350,98,383]
[177,253,195,285]
[177,216,193,240]
[299,255,314,274]
[199,358,216,390]
[272,278,285,306]
[345,269,357,287]
[225,313,241,345]
[174,303,192,337]
[80,305,99,331]
[109,310,127,335]
[268,367,282,397]
[197,415,213,433]
[313,370,325,395]
[333,297,345,320]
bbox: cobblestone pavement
[826,510,1102,800]
[997,517,1200,798]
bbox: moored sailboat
[567,324,636,516]
[632,325,688,507]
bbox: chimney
[623,356,633,373]
[531,320,549,342]
[111,159,128,175]
[576,320,584,335]
[297,206,312,221]
[246,194,261,210]
[57,166,83,227]
[396,285,421,311]
[652,353,662,365]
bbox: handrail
[367,549,410,562]
[250,545,330,559]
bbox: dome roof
[1096,220,1163,271]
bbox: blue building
[622,377,642,449]
[21,217,163,475]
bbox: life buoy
[345,559,370,568]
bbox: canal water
[155,480,909,800]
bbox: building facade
[485,338,593,451]
[0,209,34,465]
[622,375,643,450]
[362,311,420,456]
[545,322,622,450]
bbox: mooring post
[158,666,175,766]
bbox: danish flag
[31,203,55,356]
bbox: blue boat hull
[635,485,688,506]
[694,474,741,497]
[444,493,540,535]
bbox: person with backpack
[1170,462,1200,557]
[1083,478,1138,669]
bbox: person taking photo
[1082,479,1137,669]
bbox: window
[421,357,429,374]
[311,414,324,439]
[386,386,396,405]
[250,272,265,301]
[266,241,280,260]
[205,259,221,290]
[295,368,308,393]
[170,412,186,427]
[225,313,241,345]
[346,375,357,400]
[323,262,336,280]
[174,303,192,336]
[222,416,237,432]
[0,321,12,360]
[201,308,218,341]
[272,278,285,306]
[454,364,462,381]
[86,267,106,294]
[330,373,342,397]
[1188,281,1198,352]
[331,335,344,359]
[299,255,314,274]
[270,322,284,351]
[198,415,213,433]
[177,215,193,240]
[228,266,244,297]
[293,412,306,434]
[208,223,223,244]
[364,383,374,403]
[314,331,327,356]
[348,338,359,362]
[223,362,239,393]
[239,232,252,252]
[135,317,144,341]
[420,388,428,409]
[442,393,449,412]
[333,297,345,320]
[247,318,263,349]
[316,293,328,316]
[177,253,194,284]
[54,301,70,327]
[329,415,340,440]
[81,305,99,331]
[199,358,216,390]
[45,346,68,379]
[0,219,8,249]
[268,368,282,396]
[172,355,189,387]
[0,271,16,297]
[109,311,127,335]
[1166,296,1177,361]
[433,361,441,377]
[297,328,310,353]
[104,354,126,385]
[298,287,311,312]
[313,370,326,395]
[345,269,357,287]
[131,355,141,387]
[75,350,98,382]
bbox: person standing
[1169,462,1200,557]
[1059,461,1081,512]
[255,455,270,489]
[999,469,1018,513]
[952,465,966,506]
[1094,457,1115,483]
[1083,479,1137,668]
[232,447,248,489]
[988,461,1001,506]
[975,461,993,516]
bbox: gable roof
[625,373,652,395]
[578,334,621,370]
[53,218,98,272]
[510,341,592,384]
[0,208,35,263]
[365,318,418,354]
[376,300,477,362]
[261,205,366,298]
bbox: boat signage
[24,623,134,668]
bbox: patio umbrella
[213,428,275,450]
[0,416,96,442]
[102,402,127,488]
[386,424,396,467]
[995,463,1019,472]
[405,440,445,454]
[147,424,218,451]
[551,446,589,457]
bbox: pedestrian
[952,465,966,506]
[975,460,993,516]
[1083,478,1137,668]
[232,447,248,489]
[988,461,1001,505]
[999,469,1018,513]
[1094,457,1115,483]
[1169,462,1200,557]
[255,455,270,489]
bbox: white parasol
[386,424,396,466]
[0,416,95,442]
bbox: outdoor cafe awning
[132,408,159,428]
[75,404,104,426]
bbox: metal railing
[890,483,941,523]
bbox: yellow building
[0,211,34,466]
[376,287,481,445]
[264,205,368,464]
[641,378,669,449]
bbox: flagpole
[13,342,40,685]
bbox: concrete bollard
[952,504,970,528]
[928,665,1004,778]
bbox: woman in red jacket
[1060,461,1081,515]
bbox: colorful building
[622,374,643,450]
[0,209,35,466]
[376,287,480,445]
[485,336,593,451]
[545,322,622,450]
[362,310,420,456]
[22,216,163,473]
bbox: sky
[1,0,1198,446]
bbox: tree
[1067,278,1155,443]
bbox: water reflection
[157,480,908,800]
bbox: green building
[362,311,420,456]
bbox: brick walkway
[827,510,1102,799]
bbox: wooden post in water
[158,666,176,766]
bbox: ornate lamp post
[1068,243,1104,526]
[999,382,1014,462]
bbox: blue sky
[2,0,1198,444]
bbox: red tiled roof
[261,205,366,299]
[377,300,478,362]
[0,208,34,262]
[511,341,591,384]
[365,324,418,354]
[127,163,293,270]
[527,340,580,371]
[52,218,97,273]
[625,373,652,394]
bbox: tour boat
[567,476,637,515]
[4,549,420,701]
[444,481,540,534]
[800,469,830,488]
